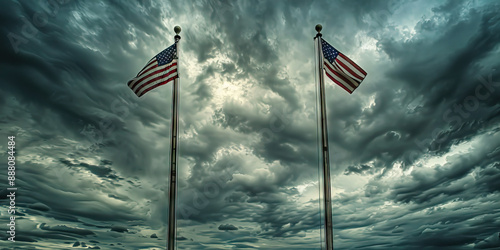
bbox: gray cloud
[218,224,238,231]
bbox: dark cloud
[344,164,372,175]
[474,232,500,249]
[110,226,128,233]
[218,224,238,231]
[39,223,95,236]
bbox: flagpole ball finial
[315,24,322,33]
[174,26,181,34]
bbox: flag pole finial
[315,24,322,39]
[315,24,322,33]
[174,26,181,42]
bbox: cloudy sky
[1,0,500,249]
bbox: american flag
[322,38,367,93]
[128,44,178,97]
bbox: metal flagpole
[167,26,181,250]
[314,24,334,250]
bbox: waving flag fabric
[128,44,178,97]
[322,38,367,93]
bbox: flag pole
[314,24,334,250]
[167,25,181,250]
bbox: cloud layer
[1,0,499,249]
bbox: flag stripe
[339,53,367,75]
[133,65,177,95]
[128,64,161,89]
[331,60,360,86]
[336,55,366,79]
[129,65,165,90]
[129,62,177,91]
[324,61,358,89]
[137,60,158,78]
[325,64,356,92]
[138,74,178,97]
[335,57,365,82]
[328,69,356,93]
[134,69,177,96]
[325,71,354,93]
[137,58,157,77]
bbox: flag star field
[1,0,500,249]
[157,45,177,66]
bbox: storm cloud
[1,0,499,249]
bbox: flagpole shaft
[167,77,179,250]
[167,27,181,250]
[315,25,334,250]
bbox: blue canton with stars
[156,44,177,66]
[321,38,339,64]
